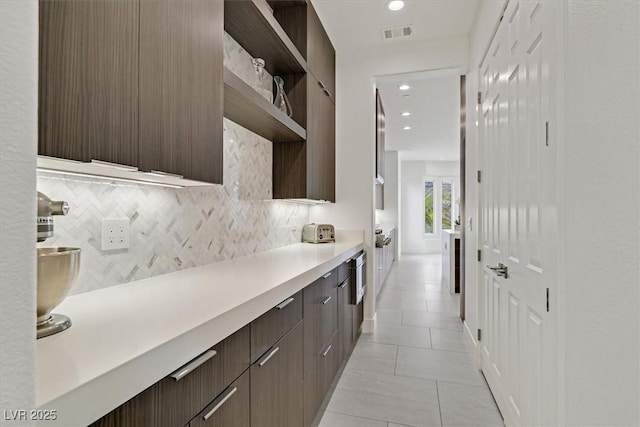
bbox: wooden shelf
[224,68,306,143]
[224,0,307,75]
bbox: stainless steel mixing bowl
[37,247,81,336]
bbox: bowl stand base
[37,313,71,339]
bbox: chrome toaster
[302,223,335,243]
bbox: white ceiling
[310,1,475,162]
[311,0,479,51]
[376,72,460,161]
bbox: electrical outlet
[101,218,130,251]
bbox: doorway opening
[373,69,466,317]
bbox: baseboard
[362,313,376,333]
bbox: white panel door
[478,1,558,426]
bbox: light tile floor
[319,254,504,427]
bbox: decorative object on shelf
[252,57,266,77]
[273,76,292,117]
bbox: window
[424,177,458,237]
[441,181,453,231]
[424,181,434,234]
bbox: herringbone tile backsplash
[36,34,309,295]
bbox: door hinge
[477,329,482,341]
[477,249,482,262]
[477,170,482,183]
[477,91,482,105]
[545,121,550,146]
[546,288,550,312]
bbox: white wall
[309,37,468,330]
[560,1,639,424]
[0,1,38,425]
[400,161,459,254]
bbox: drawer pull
[275,297,295,310]
[322,272,332,279]
[321,296,332,305]
[203,386,238,421]
[338,280,348,289]
[320,344,332,357]
[257,346,280,367]
[170,350,217,381]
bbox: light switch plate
[101,218,130,251]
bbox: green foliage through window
[442,181,453,230]
[425,181,434,233]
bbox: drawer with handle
[156,324,250,427]
[251,290,302,363]
[189,369,250,427]
[251,321,304,427]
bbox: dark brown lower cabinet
[155,325,250,427]
[89,325,250,427]
[338,276,355,362]
[353,301,364,342]
[189,370,250,427]
[250,290,302,363]
[317,332,340,407]
[90,264,364,427]
[251,321,304,427]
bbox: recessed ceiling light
[387,1,405,11]
[402,94,411,98]
[401,112,411,117]
[398,84,411,91]
[403,126,411,130]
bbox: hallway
[319,254,504,427]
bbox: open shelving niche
[223,0,308,144]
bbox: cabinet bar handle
[148,170,184,179]
[202,386,238,421]
[321,296,332,305]
[276,297,295,310]
[320,344,332,357]
[170,350,217,381]
[257,346,280,367]
[339,280,348,289]
[90,159,138,171]
[322,272,332,279]
[317,81,332,98]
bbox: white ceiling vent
[382,25,413,40]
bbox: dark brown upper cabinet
[39,0,139,167]
[306,4,335,101]
[39,0,225,184]
[270,1,336,202]
[272,72,335,202]
[139,0,224,183]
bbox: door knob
[488,263,508,279]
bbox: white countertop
[36,230,364,426]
